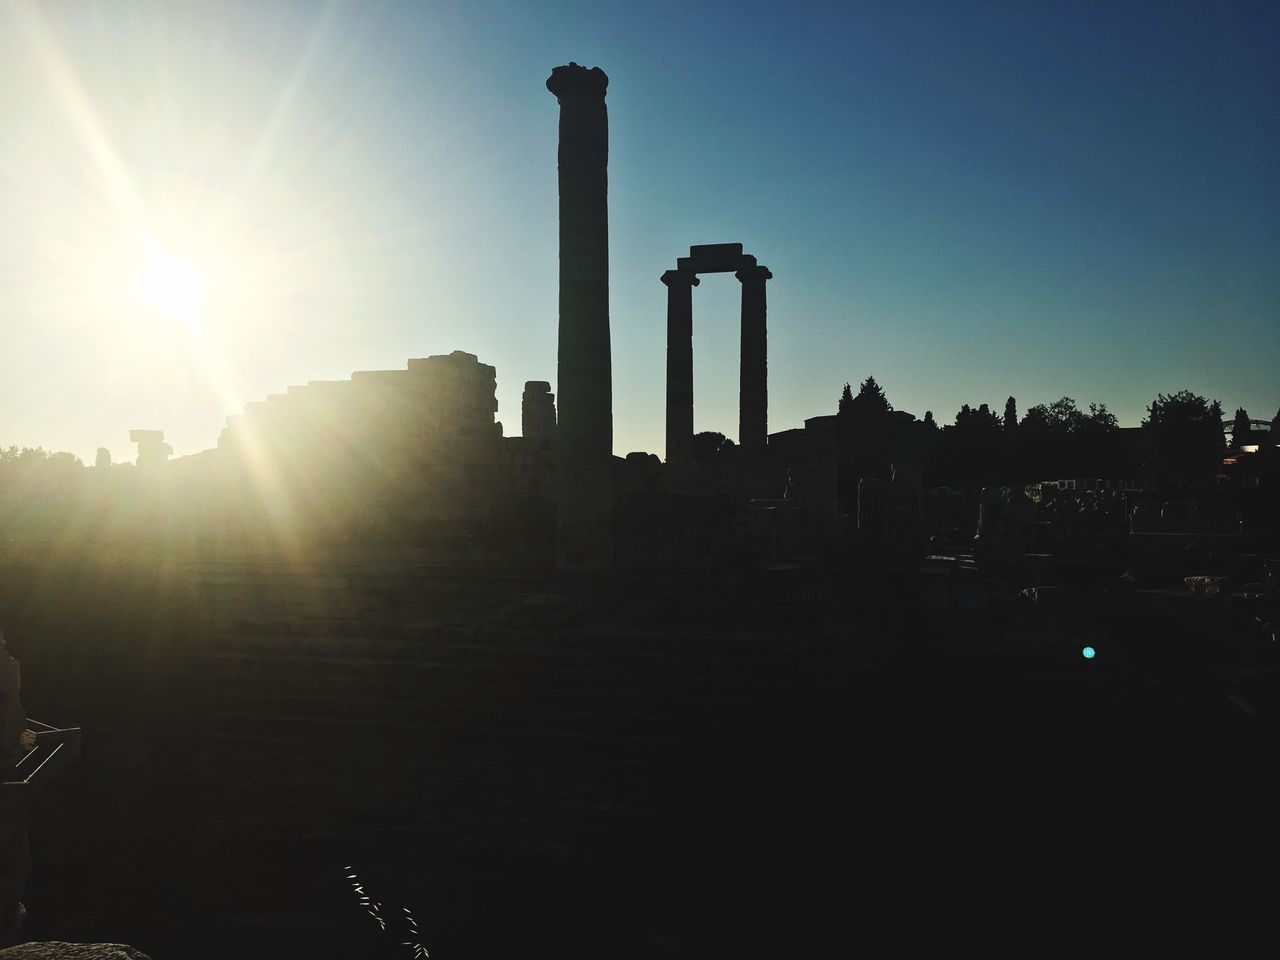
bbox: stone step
[198,632,806,678]
[209,711,678,761]
[204,619,912,658]
[199,598,368,613]
[209,617,410,640]
[193,648,890,695]
[191,571,357,585]
[193,576,365,594]
[206,689,704,739]
[184,651,786,697]
[193,666,752,716]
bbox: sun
[139,237,206,330]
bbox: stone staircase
[176,559,909,767]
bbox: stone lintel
[660,269,700,287]
[677,252,756,275]
[689,242,744,259]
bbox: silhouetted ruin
[0,56,1276,960]
[127,430,170,469]
[663,243,773,460]
[521,380,557,444]
[547,63,614,572]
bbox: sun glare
[139,238,206,331]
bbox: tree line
[825,377,1264,489]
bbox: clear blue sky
[1,0,1276,461]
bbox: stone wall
[166,351,539,552]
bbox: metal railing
[0,719,82,824]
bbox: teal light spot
[1082,646,1096,659]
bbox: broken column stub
[547,63,613,570]
[522,381,557,443]
[129,429,172,468]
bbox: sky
[0,0,1276,462]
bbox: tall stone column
[546,63,611,460]
[547,63,613,570]
[736,264,772,450]
[662,269,699,463]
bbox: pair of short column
[663,266,772,462]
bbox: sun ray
[9,4,323,559]
[10,5,149,236]
[214,0,339,234]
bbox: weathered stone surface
[0,944,152,960]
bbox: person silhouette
[0,632,27,766]
[0,629,30,943]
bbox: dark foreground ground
[17,571,1280,958]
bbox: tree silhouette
[853,376,891,416]
[1231,407,1251,449]
[1087,402,1117,430]
[834,376,896,485]
[838,383,854,417]
[922,411,936,431]
[1143,390,1225,485]
[1003,396,1017,433]
[938,403,1004,482]
[954,403,1001,433]
[1019,404,1050,434]
[1046,397,1085,432]
[1018,397,1115,437]
[0,446,83,467]
[692,431,732,461]
[95,447,112,469]
[1009,397,1120,479]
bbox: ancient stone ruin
[662,243,773,462]
[128,430,171,468]
[521,381,557,444]
[546,63,614,571]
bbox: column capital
[546,63,609,100]
[661,269,700,288]
[735,265,773,283]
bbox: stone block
[0,945,153,959]
[1184,576,1229,597]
